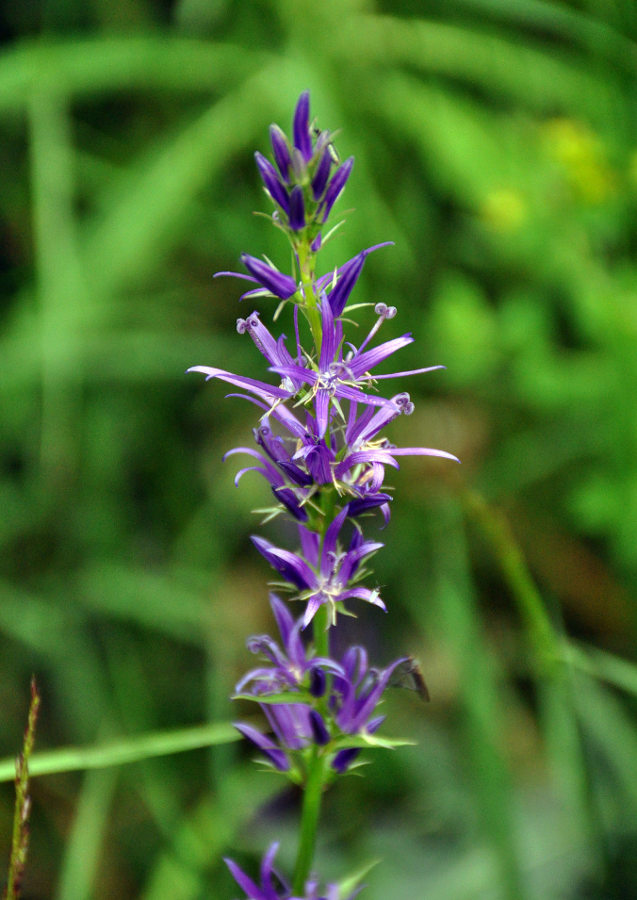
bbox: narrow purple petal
[268,593,294,648]
[372,365,446,380]
[335,450,400,478]
[224,857,265,899]
[319,296,338,370]
[339,586,386,611]
[315,242,394,295]
[348,335,414,379]
[186,366,291,402]
[347,402,400,447]
[327,251,364,316]
[260,842,282,898]
[388,447,461,463]
[315,388,330,438]
[302,595,325,629]
[298,526,320,567]
[321,506,349,572]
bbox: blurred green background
[1,0,637,897]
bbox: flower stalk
[293,746,327,893]
[190,92,458,899]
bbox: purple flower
[225,842,364,900]
[251,506,385,628]
[329,647,406,772]
[270,295,447,438]
[236,595,340,696]
[234,596,408,774]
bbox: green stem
[296,239,322,348]
[292,747,327,893]
[291,485,336,890]
[313,604,330,660]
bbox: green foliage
[1,0,636,897]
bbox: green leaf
[0,723,239,782]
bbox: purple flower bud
[311,232,322,252]
[332,747,360,773]
[288,185,306,231]
[309,665,326,697]
[309,709,330,745]
[311,148,332,200]
[327,250,365,316]
[349,493,393,517]
[269,124,291,182]
[293,90,312,162]
[321,156,354,222]
[233,722,290,771]
[254,151,290,213]
[272,486,308,521]
[240,254,297,299]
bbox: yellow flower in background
[480,188,527,232]
[542,117,615,204]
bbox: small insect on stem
[391,657,431,703]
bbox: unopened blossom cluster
[189,92,458,899]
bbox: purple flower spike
[240,254,297,299]
[289,185,306,232]
[321,157,354,222]
[255,152,290,213]
[293,90,313,162]
[269,124,291,182]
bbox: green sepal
[337,858,381,898]
[331,732,416,751]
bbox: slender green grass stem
[462,489,559,668]
[4,679,40,900]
